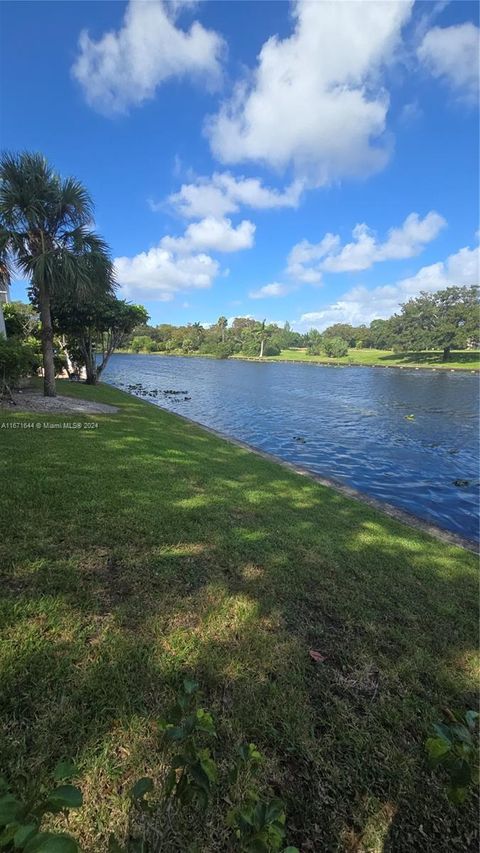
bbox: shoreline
[114,350,480,373]
[107,382,479,554]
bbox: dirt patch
[1,391,118,414]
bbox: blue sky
[1,0,478,330]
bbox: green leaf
[45,786,83,811]
[0,823,19,848]
[447,785,468,805]
[130,778,154,802]
[265,799,285,825]
[14,823,37,848]
[449,759,472,788]
[200,756,218,785]
[425,737,451,760]
[165,726,186,742]
[433,723,453,744]
[464,710,479,730]
[283,848,300,852]
[195,709,216,735]
[53,762,76,783]
[183,678,199,696]
[0,795,23,827]
[23,833,79,852]
[189,763,210,794]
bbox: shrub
[323,336,349,358]
[131,336,156,353]
[425,709,479,804]
[263,342,281,357]
[0,338,39,394]
[0,762,83,852]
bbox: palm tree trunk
[38,284,56,397]
[0,302,6,338]
[259,337,265,358]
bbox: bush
[0,338,39,393]
[208,342,235,359]
[323,336,349,358]
[131,336,156,353]
[263,342,281,357]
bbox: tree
[3,301,39,339]
[54,296,148,384]
[392,286,479,361]
[306,328,323,355]
[369,318,394,350]
[131,335,156,353]
[0,152,114,396]
[217,316,228,344]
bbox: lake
[102,354,480,543]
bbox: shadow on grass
[378,350,480,367]
[0,387,478,851]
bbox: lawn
[233,348,480,370]
[0,382,478,852]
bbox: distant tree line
[124,285,479,362]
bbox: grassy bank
[232,348,480,370]
[1,382,478,851]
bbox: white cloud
[115,247,219,301]
[249,282,292,299]
[72,0,224,114]
[418,23,479,103]
[167,172,303,219]
[206,0,413,185]
[295,244,479,331]
[161,216,255,253]
[114,212,255,300]
[287,211,446,281]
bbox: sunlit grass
[0,381,478,851]
[232,347,480,370]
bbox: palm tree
[0,255,9,337]
[217,316,228,344]
[0,152,114,396]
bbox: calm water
[103,354,480,543]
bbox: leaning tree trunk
[259,337,265,358]
[38,284,56,397]
[442,346,451,362]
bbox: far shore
[113,347,480,372]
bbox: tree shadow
[378,350,480,368]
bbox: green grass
[1,382,478,851]
[232,348,480,370]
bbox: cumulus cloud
[72,0,224,114]
[418,23,479,103]
[295,244,479,331]
[115,247,220,302]
[167,172,303,219]
[206,0,413,185]
[161,216,255,253]
[114,213,255,300]
[287,211,446,282]
[249,282,293,299]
